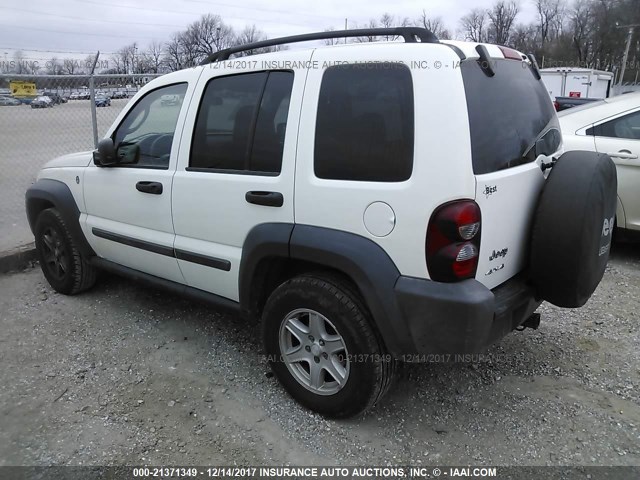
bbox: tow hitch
[516,312,541,331]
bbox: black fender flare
[25,178,95,259]
[240,223,414,355]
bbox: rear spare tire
[530,151,617,308]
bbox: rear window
[462,59,559,174]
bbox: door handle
[136,181,163,195]
[607,150,638,160]
[245,191,283,207]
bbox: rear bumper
[394,274,540,355]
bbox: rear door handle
[136,181,163,195]
[245,191,283,207]
[607,150,638,160]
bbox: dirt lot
[0,244,639,468]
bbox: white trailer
[540,68,614,99]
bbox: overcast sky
[0,0,538,63]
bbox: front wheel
[34,208,97,295]
[262,274,395,418]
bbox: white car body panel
[171,49,310,301]
[81,68,203,283]
[295,43,476,281]
[559,92,640,231]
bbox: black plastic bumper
[394,274,541,355]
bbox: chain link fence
[0,73,163,252]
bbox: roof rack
[200,27,439,65]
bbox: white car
[25,28,617,417]
[559,92,640,236]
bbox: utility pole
[345,19,348,44]
[616,23,639,87]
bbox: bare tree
[353,14,410,42]
[323,27,341,46]
[535,0,563,48]
[143,41,164,73]
[487,1,519,44]
[46,57,64,75]
[186,13,234,60]
[63,58,79,75]
[511,23,539,53]
[233,25,280,56]
[569,0,593,63]
[416,11,452,40]
[459,9,489,42]
[163,32,199,71]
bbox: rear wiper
[497,150,536,171]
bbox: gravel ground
[0,244,639,468]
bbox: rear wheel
[262,274,395,418]
[34,208,97,295]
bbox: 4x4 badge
[485,264,505,276]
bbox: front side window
[190,71,294,174]
[595,110,640,140]
[314,63,414,182]
[113,83,187,169]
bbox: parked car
[26,28,617,418]
[43,93,66,105]
[0,96,22,106]
[553,96,600,111]
[95,95,111,107]
[160,94,181,106]
[111,91,128,99]
[71,91,90,100]
[30,96,53,108]
[559,92,640,237]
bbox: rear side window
[462,59,559,174]
[190,71,294,174]
[314,63,414,182]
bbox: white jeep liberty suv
[26,28,617,417]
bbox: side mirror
[93,138,117,167]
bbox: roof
[540,67,614,77]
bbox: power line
[183,0,344,22]
[0,47,116,55]
[74,0,206,17]
[69,0,331,28]
[0,23,166,40]
[0,6,187,28]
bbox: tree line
[3,0,639,83]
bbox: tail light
[498,46,524,61]
[553,100,560,111]
[426,200,481,282]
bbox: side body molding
[25,178,95,258]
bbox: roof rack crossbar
[200,27,439,65]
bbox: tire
[530,151,617,308]
[262,274,395,418]
[34,208,97,295]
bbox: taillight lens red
[426,200,481,282]
[498,46,524,60]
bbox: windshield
[462,58,560,174]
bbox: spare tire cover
[530,151,617,308]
